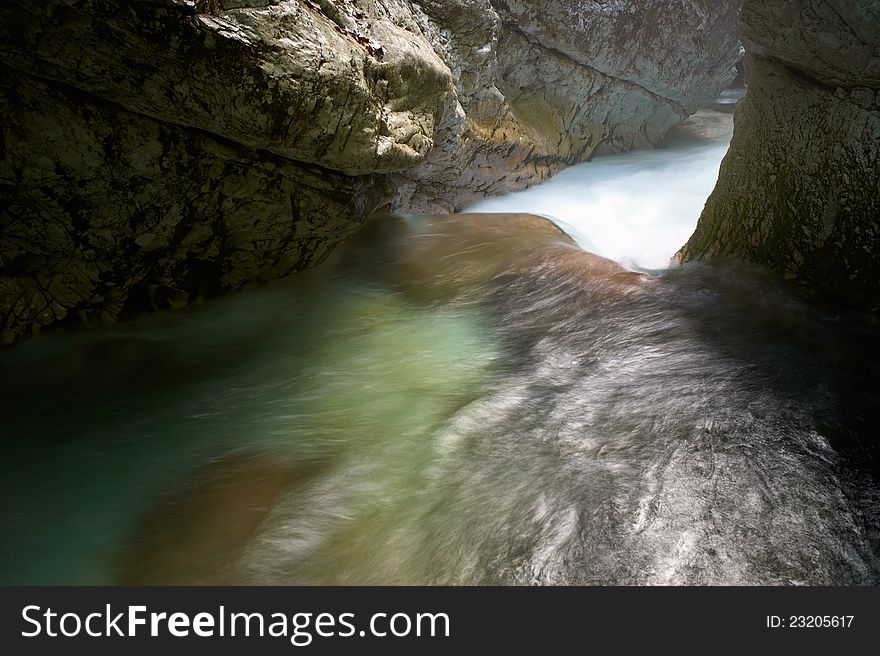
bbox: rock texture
[0,71,387,339]
[399,0,742,210]
[1,0,740,342]
[680,0,880,307]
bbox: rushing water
[466,108,735,270]
[2,111,879,586]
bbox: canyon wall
[0,1,740,342]
[680,0,880,307]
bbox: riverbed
[2,107,878,585]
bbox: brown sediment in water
[118,454,318,585]
[115,213,651,586]
[343,212,645,303]
[2,205,878,585]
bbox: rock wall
[1,0,740,342]
[0,71,387,338]
[680,0,880,307]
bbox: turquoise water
[1,228,505,584]
[2,123,878,585]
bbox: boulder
[680,0,880,307]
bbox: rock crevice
[1,0,740,342]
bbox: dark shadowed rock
[680,0,880,307]
[0,0,740,342]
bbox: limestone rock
[0,69,389,343]
[1,0,740,341]
[0,0,452,176]
[680,1,880,306]
[396,0,742,212]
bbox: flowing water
[2,109,879,585]
[466,108,736,270]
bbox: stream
[2,106,878,585]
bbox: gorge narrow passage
[466,107,735,270]
[1,104,878,586]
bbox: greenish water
[2,110,880,584]
[1,234,502,583]
[3,211,879,585]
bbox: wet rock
[0,70,388,343]
[0,0,740,341]
[396,0,741,212]
[680,0,880,307]
[341,212,644,304]
[119,453,308,585]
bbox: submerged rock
[47,213,872,586]
[0,0,740,342]
[680,0,880,307]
